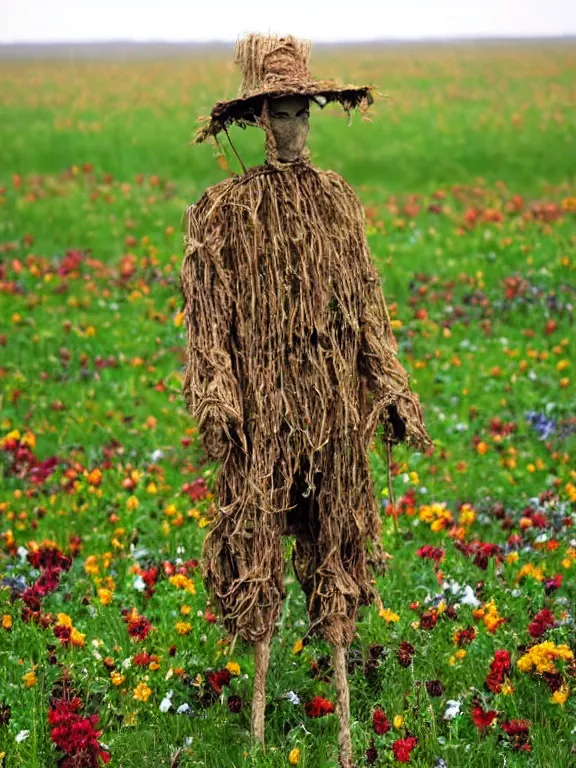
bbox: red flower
[373,707,391,735]
[528,608,555,639]
[206,668,232,695]
[416,545,445,565]
[502,719,530,736]
[49,694,110,766]
[454,626,476,646]
[182,478,209,501]
[485,649,511,693]
[305,696,335,718]
[392,735,418,763]
[455,540,502,570]
[397,641,415,668]
[54,624,72,645]
[28,545,72,572]
[419,608,438,630]
[544,574,563,594]
[122,609,153,641]
[133,652,151,666]
[471,704,498,730]
[501,719,531,752]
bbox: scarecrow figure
[180,33,433,768]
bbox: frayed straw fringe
[180,159,433,647]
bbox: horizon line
[2,33,576,46]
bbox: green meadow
[0,41,575,767]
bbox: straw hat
[194,33,374,143]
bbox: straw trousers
[202,424,379,648]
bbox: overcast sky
[1,0,575,43]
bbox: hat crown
[234,34,313,98]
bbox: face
[267,95,310,162]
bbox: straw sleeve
[337,184,433,454]
[180,200,246,458]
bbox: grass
[0,40,575,767]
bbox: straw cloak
[180,157,433,648]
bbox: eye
[271,111,289,119]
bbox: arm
[352,202,433,453]
[179,200,246,460]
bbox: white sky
[1,0,575,43]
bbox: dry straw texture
[180,159,433,647]
[194,33,374,143]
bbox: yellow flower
[226,661,240,676]
[393,714,404,728]
[124,711,138,726]
[506,552,519,564]
[23,670,37,687]
[516,563,544,583]
[126,495,139,511]
[98,588,113,605]
[146,482,158,494]
[2,615,12,630]
[292,639,304,655]
[20,431,36,449]
[175,622,192,636]
[84,555,100,576]
[476,601,505,633]
[550,685,569,705]
[86,468,102,486]
[111,671,126,686]
[133,682,152,702]
[458,503,476,527]
[71,628,86,647]
[56,613,73,627]
[501,681,514,695]
[169,574,196,594]
[288,747,300,765]
[476,441,489,455]
[455,649,467,660]
[517,641,574,674]
[379,608,400,623]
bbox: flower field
[0,41,575,767]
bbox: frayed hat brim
[193,83,374,144]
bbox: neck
[265,152,309,168]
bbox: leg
[251,636,271,748]
[332,644,353,768]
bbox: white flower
[160,690,173,713]
[133,575,146,592]
[150,449,164,463]
[459,585,480,607]
[443,700,462,720]
[176,703,191,715]
[17,546,28,562]
[285,691,300,705]
[16,730,30,743]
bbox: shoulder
[314,168,363,204]
[311,168,366,224]
[183,165,268,231]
